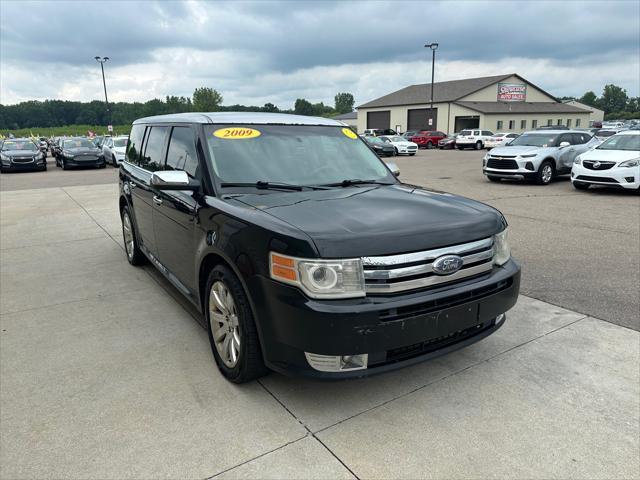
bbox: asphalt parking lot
[1,151,638,479]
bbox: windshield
[1,140,37,151]
[509,133,557,147]
[389,136,404,142]
[205,125,392,187]
[596,134,640,151]
[63,138,95,148]
[366,137,384,144]
[113,138,128,147]
[595,130,616,137]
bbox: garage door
[454,116,480,132]
[367,111,390,130]
[408,108,437,131]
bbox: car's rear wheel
[426,141,433,149]
[205,265,267,383]
[536,161,554,185]
[572,181,590,190]
[121,206,146,265]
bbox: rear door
[128,125,169,255]
[152,125,201,294]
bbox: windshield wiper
[320,179,395,187]
[220,181,330,191]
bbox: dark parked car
[402,130,419,139]
[55,137,105,169]
[438,133,457,149]
[536,125,569,130]
[0,138,47,172]
[119,112,520,383]
[410,131,447,149]
[364,136,396,156]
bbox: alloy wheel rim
[542,165,552,183]
[122,213,134,260]
[209,280,241,368]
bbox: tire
[121,206,146,266]
[62,159,68,170]
[426,141,433,149]
[573,181,590,190]
[487,176,501,183]
[535,160,554,185]
[112,155,116,166]
[394,147,399,156]
[205,265,267,383]
[475,141,483,150]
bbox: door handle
[153,195,163,206]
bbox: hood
[1,149,38,157]
[489,145,545,156]
[232,184,505,257]
[393,141,415,147]
[113,146,126,154]
[580,148,639,162]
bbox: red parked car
[410,130,447,149]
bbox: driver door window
[164,127,199,178]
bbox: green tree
[334,92,355,114]
[262,102,279,112]
[599,84,628,114]
[579,91,598,108]
[294,98,314,116]
[193,87,223,112]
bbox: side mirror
[151,170,200,191]
[559,141,570,148]
[385,161,400,177]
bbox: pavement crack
[60,187,122,246]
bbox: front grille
[487,158,518,169]
[12,157,34,164]
[583,160,615,171]
[379,278,512,322]
[76,155,98,161]
[576,175,618,184]
[362,237,494,295]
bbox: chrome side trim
[364,248,494,280]
[362,238,493,267]
[365,262,493,294]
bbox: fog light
[525,162,535,171]
[495,313,505,325]
[305,352,368,372]
[625,176,635,183]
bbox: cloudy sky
[1,0,638,108]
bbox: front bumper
[571,164,639,189]
[396,146,418,154]
[248,259,521,379]
[1,159,45,171]
[63,156,105,167]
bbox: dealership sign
[497,83,527,102]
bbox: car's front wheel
[205,265,267,383]
[121,206,146,265]
[536,161,555,185]
[475,141,483,150]
[426,141,434,149]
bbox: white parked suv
[102,135,128,166]
[571,130,639,190]
[456,129,494,150]
[485,132,519,150]
[483,130,599,185]
[378,135,418,155]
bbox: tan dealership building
[356,73,590,134]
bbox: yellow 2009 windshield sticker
[214,127,261,139]
[342,128,357,139]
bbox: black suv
[120,112,520,383]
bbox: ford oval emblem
[432,255,464,275]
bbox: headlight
[0,153,9,161]
[34,152,43,160]
[493,228,511,266]
[63,150,74,157]
[619,158,639,168]
[270,252,365,299]
[519,153,537,158]
[574,155,582,165]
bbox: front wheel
[573,181,590,190]
[61,159,67,170]
[475,141,483,150]
[205,265,267,383]
[394,147,399,156]
[426,141,434,149]
[536,161,554,185]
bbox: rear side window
[126,125,146,165]
[140,126,169,171]
[482,130,492,136]
[460,130,472,135]
[165,127,199,178]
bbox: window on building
[567,119,572,128]
[520,120,526,129]
[576,119,581,127]
[547,119,553,126]
[508,120,514,129]
[532,120,538,128]
[557,119,563,126]
[497,120,503,130]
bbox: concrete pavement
[1,182,638,479]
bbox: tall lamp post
[94,56,111,128]
[424,43,438,127]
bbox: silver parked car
[482,130,599,185]
[102,135,128,166]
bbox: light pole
[94,56,110,127]
[424,43,438,128]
